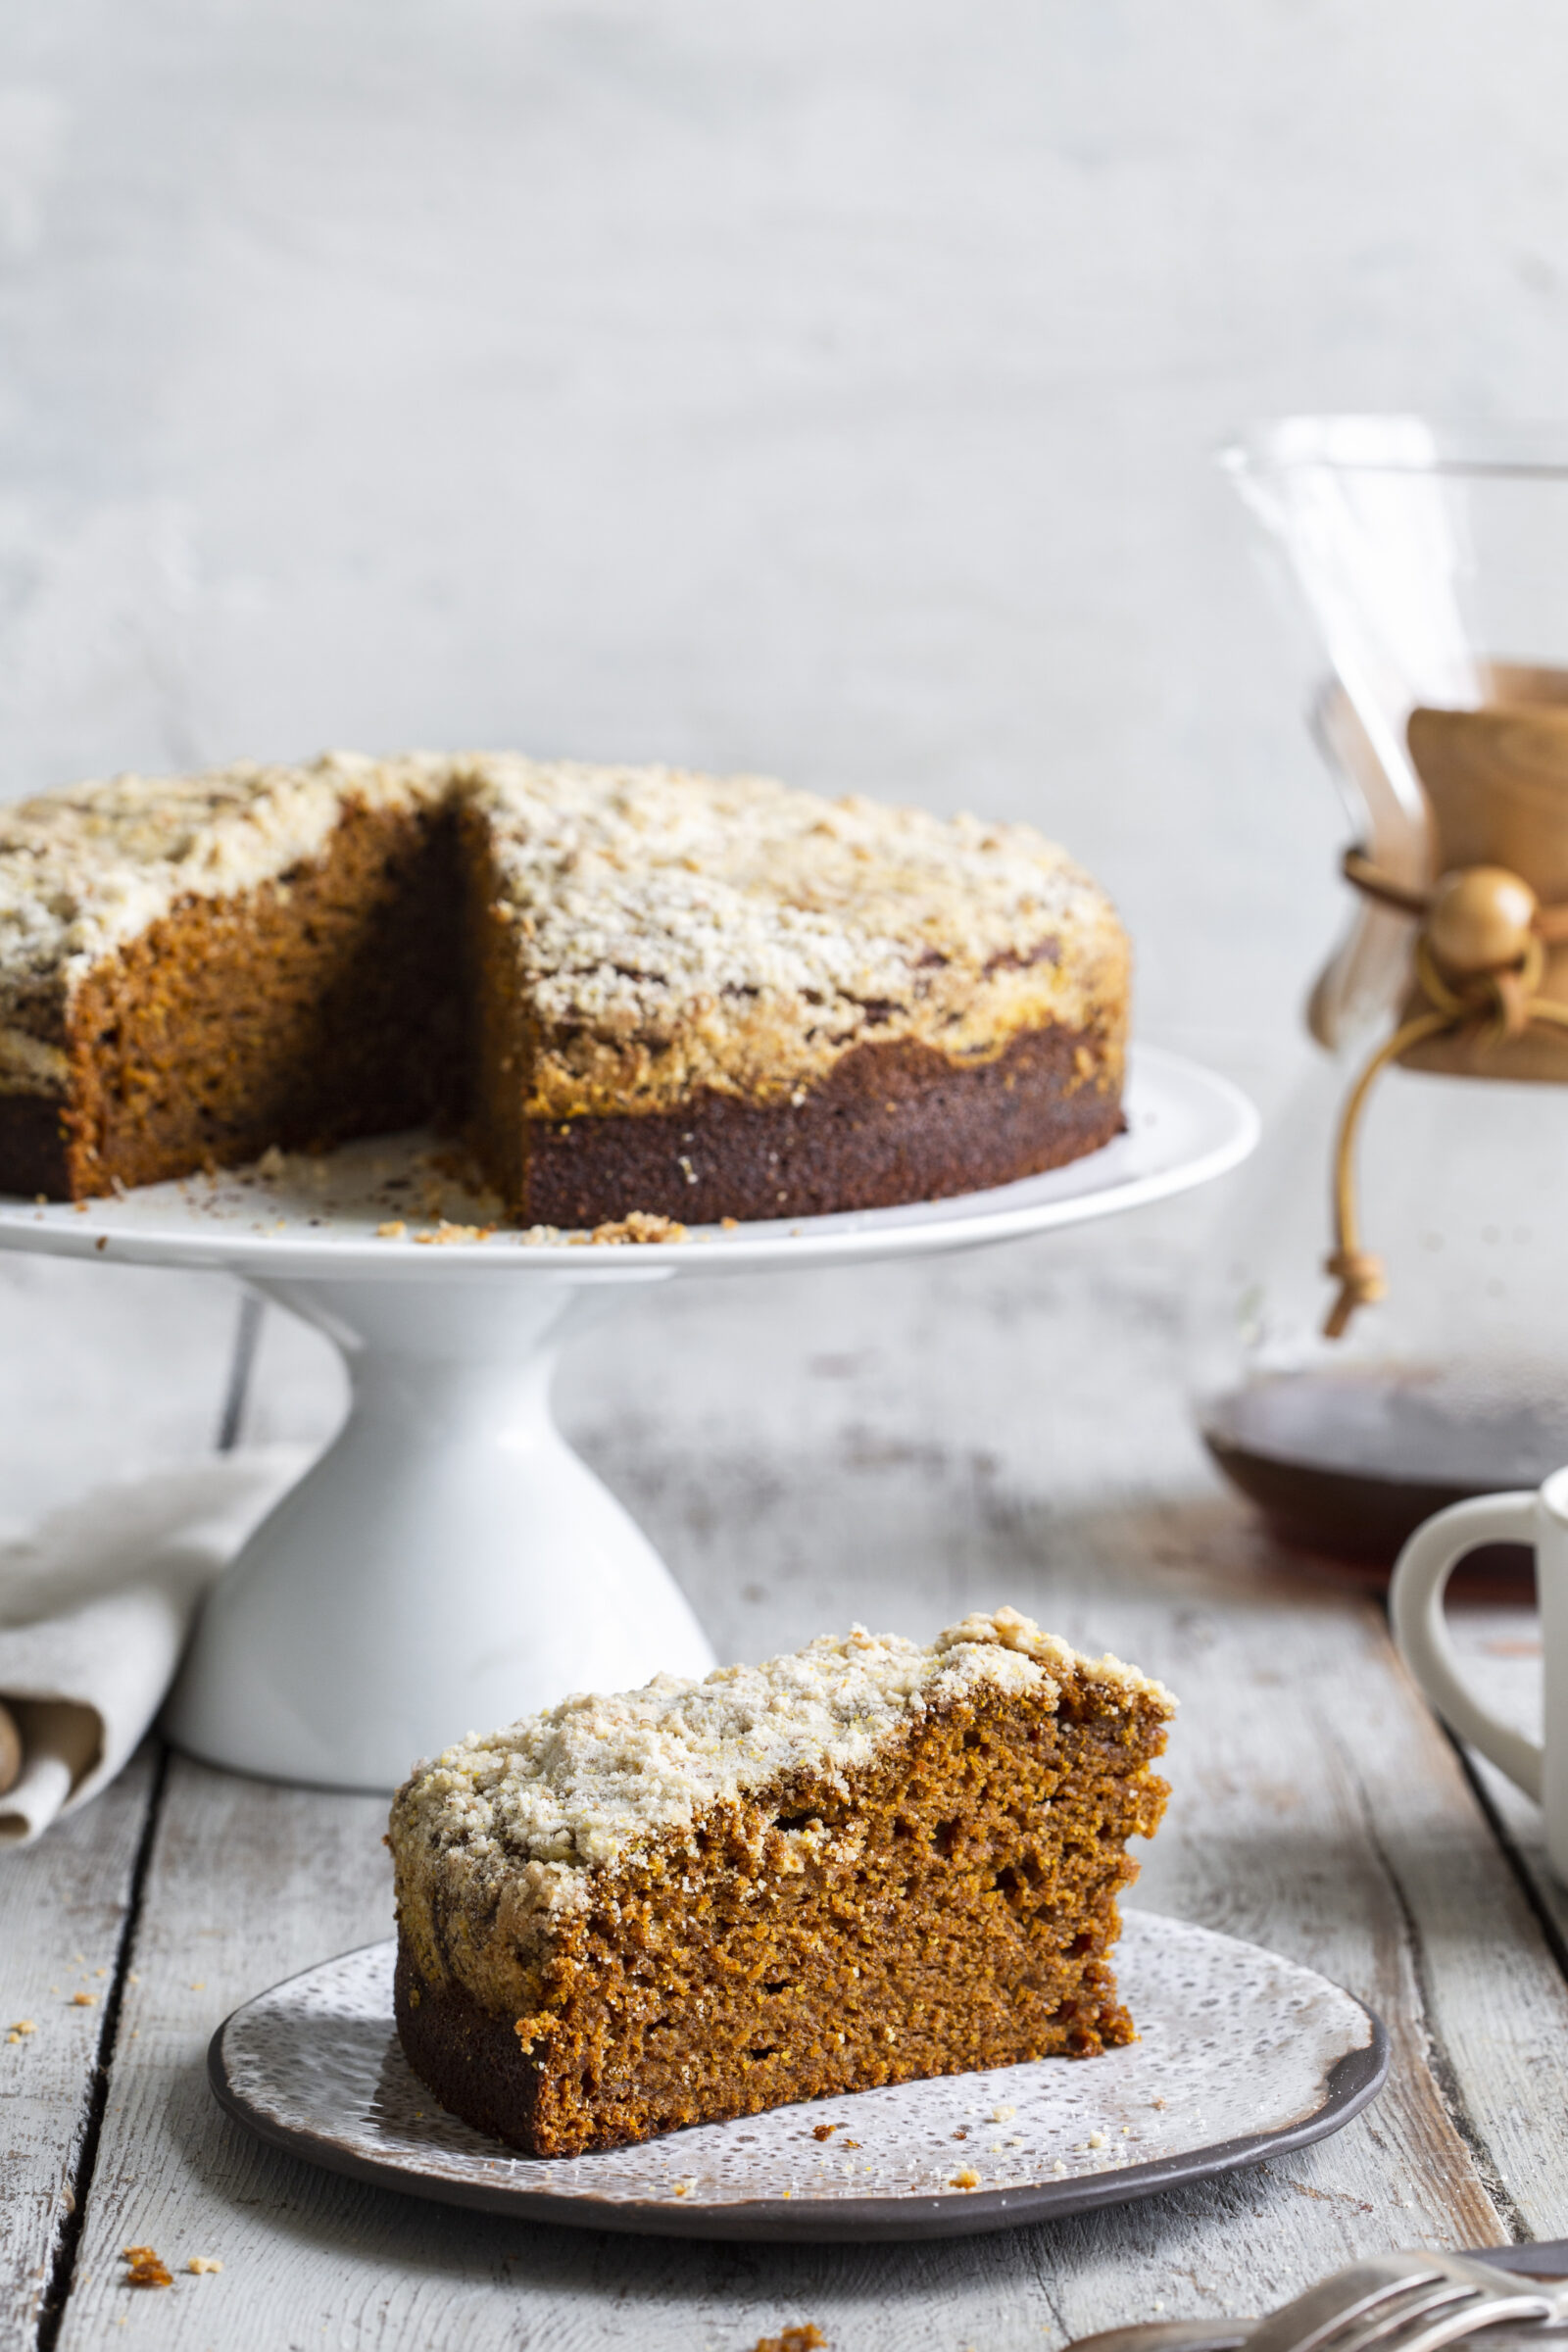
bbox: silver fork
[1067,2249,1568,2352]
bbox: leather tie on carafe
[1323,700,1568,1340]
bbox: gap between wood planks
[1349,1754,1531,2248]
[1453,1734,1568,1987]
[34,1748,170,2351]
[33,1292,263,2351]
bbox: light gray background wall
[0,2,1563,1522]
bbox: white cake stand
[0,1046,1255,1791]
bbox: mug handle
[1389,1492,1544,1803]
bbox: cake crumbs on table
[121,2246,172,2289]
[187,2256,223,2275]
[69,1991,96,2007]
[950,2167,981,2189]
[752,2328,827,2352]
[811,2123,836,2140]
[376,1219,408,1239]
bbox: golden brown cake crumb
[389,1608,1172,2156]
[753,2329,827,2352]
[121,2246,172,2289]
[574,1211,687,1247]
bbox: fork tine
[1311,2284,1480,2352]
[1246,2257,1450,2352]
[1350,2281,1558,2352]
[1251,2255,1558,2352]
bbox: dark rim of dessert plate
[207,1950,1389,2245]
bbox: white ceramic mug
[1390,1472,1568,1877]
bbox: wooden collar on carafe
[1324,846,1568,1340]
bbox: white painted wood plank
[0,1746,155,2348]
[51,1760,393,2351]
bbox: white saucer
[209,1911,1386,2242]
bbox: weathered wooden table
[3,1170,1565,2351]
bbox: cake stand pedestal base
[163,1273,714,1791]
[0,1046,1257,1792]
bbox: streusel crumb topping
[393,1608,1173,1905]
[463,757,1124,1112]
[0,753,1125,1112]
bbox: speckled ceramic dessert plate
[209,1909,1386,2243]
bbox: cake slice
[388,1608,1173,2156]
[460,758,1129,1227]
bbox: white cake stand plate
[0,1045,1255,1791]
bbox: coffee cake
[388,1608,1173,2155]
[0,754,1128,1222]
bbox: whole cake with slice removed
[388,1608,1174,2156]
[0,753,1128,1225]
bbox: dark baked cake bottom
[519,1025,1122,1229]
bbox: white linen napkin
[0,1446,310,1847]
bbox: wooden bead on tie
[1425,864,1538,979]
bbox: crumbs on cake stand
[371,1209,688,1247]
[173,1137,695,1249]
[569,1212,686,1247]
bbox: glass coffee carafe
[1194,418,1568,1587]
